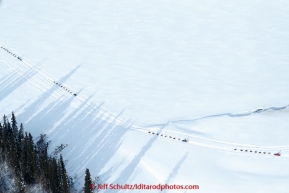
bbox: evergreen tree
[10,123,20,173]
[20,136,27,182]
[84,168,92,193]
[18,123,24,145]
[40,144,50,191]
[48,157,59,193]
[2,115,8,157]
[2,115,7,130]
[0,113,75,192]
[7,120,12,155]
[2,115,8,159]
[0,122,3,153]
[33,145,40,182]
[26,133,36,184]
[7,120,14,167]
[58,154,69,193]
[11,111,18,136]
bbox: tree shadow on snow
[0,69,37,103]
[161,152,188,193]
[17,64,81,125]
[110,123,169,192]
[13,67,132,190]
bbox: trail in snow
[0,42,129,126]
[139,129,289,157]
[144,106,288,128]
[1,41,289,157]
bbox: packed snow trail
[141,129,289,157]
[0,42,129,126]
[1,41,289,157]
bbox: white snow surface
[1,0,289,192]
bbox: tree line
[0,112,74,193]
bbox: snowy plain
[1,0,289,192]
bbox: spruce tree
[11,111,18,136]
[0,123,3,153]
[18,123,24,145]
[20,137,27,183]
[59,154,69,193]
[26,133,35,184]
[84,168,92,193]
[48,157,59,193]
[2,115,8,159]
[2,115,7,130]
[40,145,50,191]
[0,113,74,192]
[7,120,13,167]
[33,145,40,182]
[7,120,13,156]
